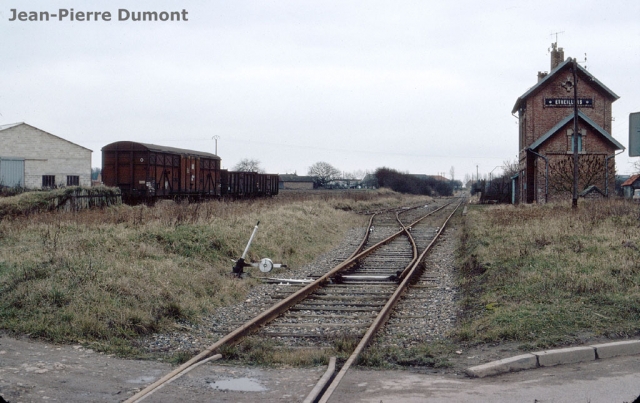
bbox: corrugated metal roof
[512,59,619,114]
[528,110,624,151]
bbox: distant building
[512,43,624,204]
[279,174,315,190]
[0,123,92,189]
[621,174,640,199]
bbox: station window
[568,129,585,152]
[42,175,56,188]
[570,134,583,152]
[67,175,80,186]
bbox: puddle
[209,377,267,392]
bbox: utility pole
[212,135,220,155]
[572,58,579,208]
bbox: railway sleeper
[262,322,371,328]
[307,295,392,301]
[259,331,365,339]
[270,293,392,301]
[271,290,395,299]
[291,301,387,307]
[284,313,378,319]
[334,281,399,286]
[290,306,382,312]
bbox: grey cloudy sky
[2,0,639,181]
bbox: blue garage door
[0,158,25,187]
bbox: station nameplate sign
[544,98,593,107]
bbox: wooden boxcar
[102,141,221,202]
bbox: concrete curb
[465,339,640,378]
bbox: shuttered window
[67,175,79,186]
[42,175,56,188]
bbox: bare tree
[449,166,455,181]
[502,159,519,177]
[485,175,511,203]
[308,161,341,187]
[233,158,265,173]
[548,155,605,195]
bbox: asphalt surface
[1,334,640,403]
[331,355,640,403]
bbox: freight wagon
[220,170,279,198]
[102,141,278,203]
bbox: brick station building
[512,44,624,204]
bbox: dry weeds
[0,189,425,356]
[455,199,640,349]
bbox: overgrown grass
[358,341,454,368]
[454,199,640,349]
[0,190,429,356]
[222,335,454,369]
[0,186,121,218]
[220,334,361,367]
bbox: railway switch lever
[231,221,286,277]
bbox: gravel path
[376,225,460,348]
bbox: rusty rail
[126,207,387,402]
[317,199,462,403]
[125,199,449,402]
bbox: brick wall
[522,74,613,151]
[516,61,619,204]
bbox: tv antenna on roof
[548,31,564,53]
[578,53,588,70]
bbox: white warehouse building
[0,123,92,189]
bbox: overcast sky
[2,0,639,181]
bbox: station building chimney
[550,42,564,70]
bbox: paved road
[2,334,639,403]
[331,355,640,403]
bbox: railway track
[126,197,463,403]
